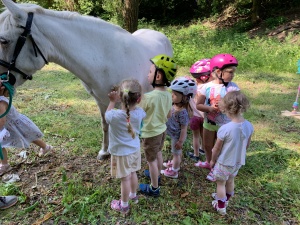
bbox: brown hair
[219,91,250,116]
[119,79,142,139]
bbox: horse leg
[97,109,110,160]
[81,82,110,160]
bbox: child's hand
[108,91,120,103]
[175,140,183,150]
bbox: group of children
[106,53,254,215]
[0,53,254,215]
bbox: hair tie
[123,89,129,93]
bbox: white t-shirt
[105,107,146,156]
[217,120,254,166]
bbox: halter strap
[0,12,48,80]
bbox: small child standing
[161,77,197,178]
[210,91,254,215]
[139,54,177,197]
[195,53,239,181]
[0,79,52,176]
[187,59,214,161]
[106,79,146,214]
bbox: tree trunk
[122,0,139,33]
[251,0,261,24]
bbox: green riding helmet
[150,54,178,82]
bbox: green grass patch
[0,23,299,224]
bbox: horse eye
[0,37,9,45]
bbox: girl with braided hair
[105,78,146,214]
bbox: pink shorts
[189,116,204,130]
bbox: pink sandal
[111,199,130,214]
[194,161,211,170]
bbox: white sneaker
[212,200,226,215]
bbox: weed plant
[0,23,299,224]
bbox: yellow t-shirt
[140,90,172,138]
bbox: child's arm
[196,94,219,113]
[175,125,187,150]
[210,138,223,168]
[246,135,252,149]
[167,109,172,118]
[106,91,120,112]
[0,101,7,129]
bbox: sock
[172,167,179,172]
[121,200,128,208]
[218,199,226,208]
[150,184,158,190]
[129,192,136,199]
[226,191,234,201]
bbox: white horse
[0,0,173,159]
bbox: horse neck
[34,13,130,75]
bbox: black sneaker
[199,149,205,155]
[186,151,200,162]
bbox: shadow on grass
[232,140,300,224]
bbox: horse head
[0,0,48,87]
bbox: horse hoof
[97,154,110,160]
[97,150,110,160]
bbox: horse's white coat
[0,0,173,158]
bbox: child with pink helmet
[187,58,214,162]
[195,53,240,182]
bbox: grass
[0,22,300,224]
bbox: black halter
[0,12,48,82]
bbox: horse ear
[1,0,27,23]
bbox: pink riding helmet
[190,58,211,82]
[210,53,238,72]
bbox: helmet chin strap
[218,72,229,87]
[151,69,166,88]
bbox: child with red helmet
[195,53,240,182]
[187,59,214,162]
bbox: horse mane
[3,3,127,33]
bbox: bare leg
[130,172,138,194]
[157,151,163,171]
[148,159,159,188]
[172,153,181,170]
[121,174,131,203]
[226,177,235,194]
[216,180,226,199]
[192,129,201,157]
[203,128,216,163]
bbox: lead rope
[0,75,14,159]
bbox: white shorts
[111,151,141,178]
[213,162,241,181]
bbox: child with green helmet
[139,54,177,197]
